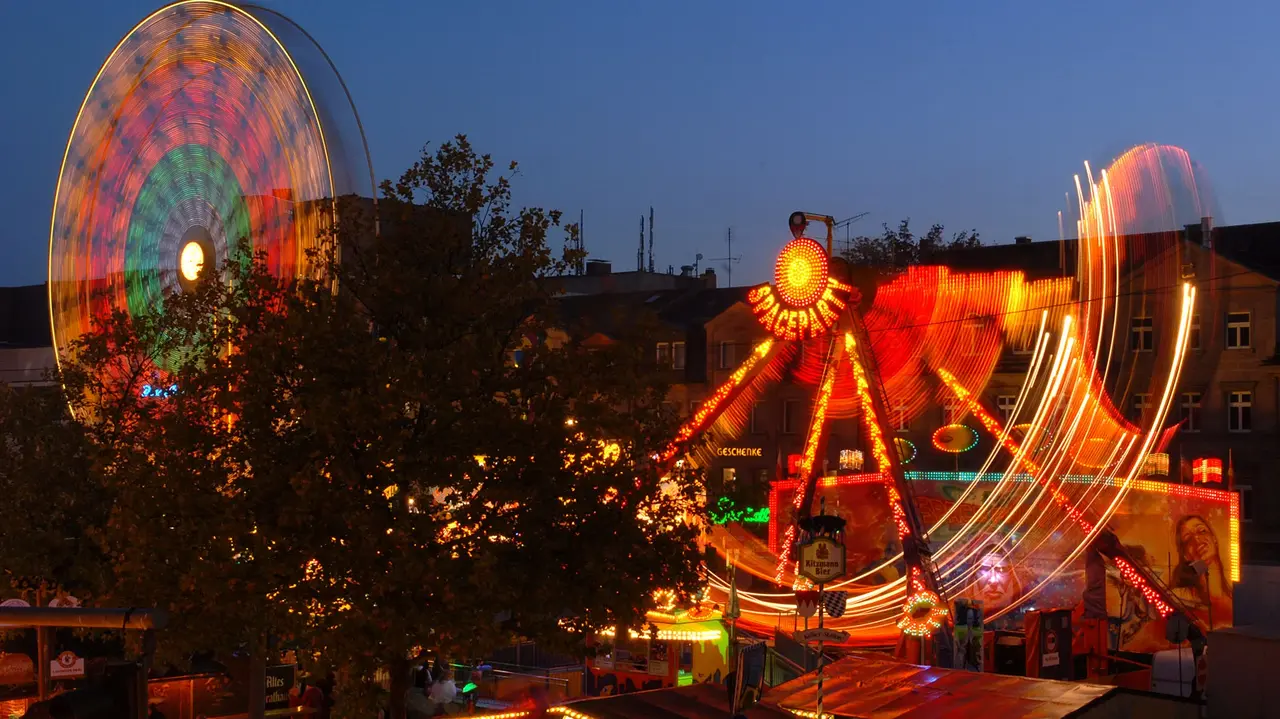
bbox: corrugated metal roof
[563,682,791,718]
[765,653,1116,719]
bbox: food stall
[585,608,729,696]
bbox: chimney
[1201,216,1213,249]
[586,259,612,276]
[1015,236,1032,245]
[702,267,717,288]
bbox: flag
[795,591,819,618]
[821,590,848,619]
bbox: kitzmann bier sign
[798,536,846,584]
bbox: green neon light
[709,496,770,524]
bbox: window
[656,342,671,366]
[718,341,737,370]
[1130,393,1152,424]
[892,400,909,432]
[783,400,804,434]
[1226,312,1251,349]
[688,400,700,417]
[721,467,737,489]
[996,395,1017,425]
[1239,485,1254,522]
[1189,314,1201,351]
[962,321,981,356]
[1131,317,1153,352]
[750,402,765,434]
[1228,390,1252,432]
[943,398,965,425]
[672,341,686,370]
[1180,392,1201,432]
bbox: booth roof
[561,682,791,719]
[766,652,1124,718]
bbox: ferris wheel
[48,0,373,374]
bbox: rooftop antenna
[834,212,870,256]
[708,227,742,287]
[637,216,644,272]
[648,206,655,273]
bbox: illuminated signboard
[717,447,764,458]
[748,237,853,340]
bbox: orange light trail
[662,339,774,463]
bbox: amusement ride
[661,144,1234,661]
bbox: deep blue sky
[3,1,1279,287]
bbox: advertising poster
[1104,488,1234,652]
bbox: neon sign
[748,237,853,340]
[140,384,178,399]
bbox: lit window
[1226,312,1251,349]
[656,342,671,366]
[1180,392,1201,433]
[996,395,1017,424]
[1130,393,1152,424]
[718,342,736,370]
[1189,314,1201,351]
[783,400,805,434]
[750,402,765,434]
[672,341,687,370]
[1228,390,1252,432]
[722,467,737,488]
[1131,317,1153,352]
[893,400,909,432]
[1240,485,1254,522]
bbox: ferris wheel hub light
[180,241,205,282]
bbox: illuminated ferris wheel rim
[46,0,368,377]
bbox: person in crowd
[426,667,457,716]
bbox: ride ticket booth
[585,608,729,696]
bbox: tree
[841,219,982,270]
[4,136,705,718]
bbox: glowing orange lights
[749,239,851,341]
[897,567,948,637]
[844,332,911,541]
[1114,556,1174,618]
[662,340,774,463]
[931,424,978,453]
[1193,457,1223,484]
[775,238,829,307]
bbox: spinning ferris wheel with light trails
[48,0,374,378]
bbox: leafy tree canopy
[840,218,981,270]
[0,136,705,718]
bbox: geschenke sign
[798,537,846,584]
[717,447,763,458]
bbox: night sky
[4,0,1279,287]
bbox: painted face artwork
[977,550,1018,609]
[1178,517,1217,565]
